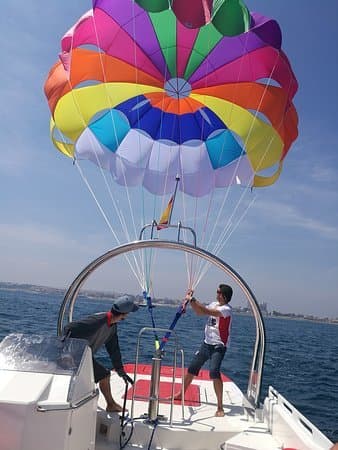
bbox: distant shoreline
[1,281,337,325]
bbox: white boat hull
[0,335,333,450]
[94,364,333,450]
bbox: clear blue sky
[0,1,337,318]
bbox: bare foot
[173,392,182,400]
[215,409,225,417]
[164,392,182,401]
[106,401,125,413]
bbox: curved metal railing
[57,240,266,408]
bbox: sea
[0,286,337,443]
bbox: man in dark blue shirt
[64,295,138,412]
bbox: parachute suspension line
[187,21,221,290]
[193,29,265,285]
[189,95,210,285]
[141,248,158,303]
[75,161,119,243]
[178,181,195,290]
[195,47,283,286]
[251,50,296,177]
[156,19,177,225]
[92,9,148,285]
[237,38,286,180]
[201,30,285,273]
[191,132,238,285]
[57,31,138,263]
[185,192,200,289]
[140,15,174,291]
[175,187,192,289]
[130,0,146,231]
[242,56,281,177]
[196,160,253,284]
[130,0,148,248]
[63,18,145,286]
[194,194,257,288]
[140,15,174,344]
[91,10,144,249]
[204,54,280,264]
[214,193,257,254]
[180,28,213,287]
[179,187,189,283]
[200,177,253,268]
[224,50,295,257]
[51,79,135,265]
[188,197,198,289]
[192,191,218,289]
[211,189,256,256]
[75,161,143,287]
[70,97,144,285]
[143,20,180,301]
[163,171,192,289]
[190,19,221,284]
[128,1,158,294]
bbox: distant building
[259,302,268,313]
[246,300,268,314]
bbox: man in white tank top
[176,284,233,417]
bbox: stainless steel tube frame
[57,240,265,408]
[131,326,183,425]
[37,390,99,412]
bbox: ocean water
[0,287,337,443]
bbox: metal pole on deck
[148,350,162,421]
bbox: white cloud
[310,166,338,183]
[0,153,27,175]
[0,222,103,254]
[254,199,338,240]
[0,221,115,288]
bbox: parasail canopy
[44,0,298,199]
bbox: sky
[0,1,337,318]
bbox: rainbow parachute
[45,0,298,197]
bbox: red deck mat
[125,379,201,406]
[124,363,231,382]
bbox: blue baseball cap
[111,295,138,313]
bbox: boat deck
[95,364,282,450]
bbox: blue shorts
[188,342,226,379]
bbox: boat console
[0,333,98,450]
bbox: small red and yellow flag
[157,196,174,230]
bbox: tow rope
[143,291,160,350]
[159,298,189,351]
